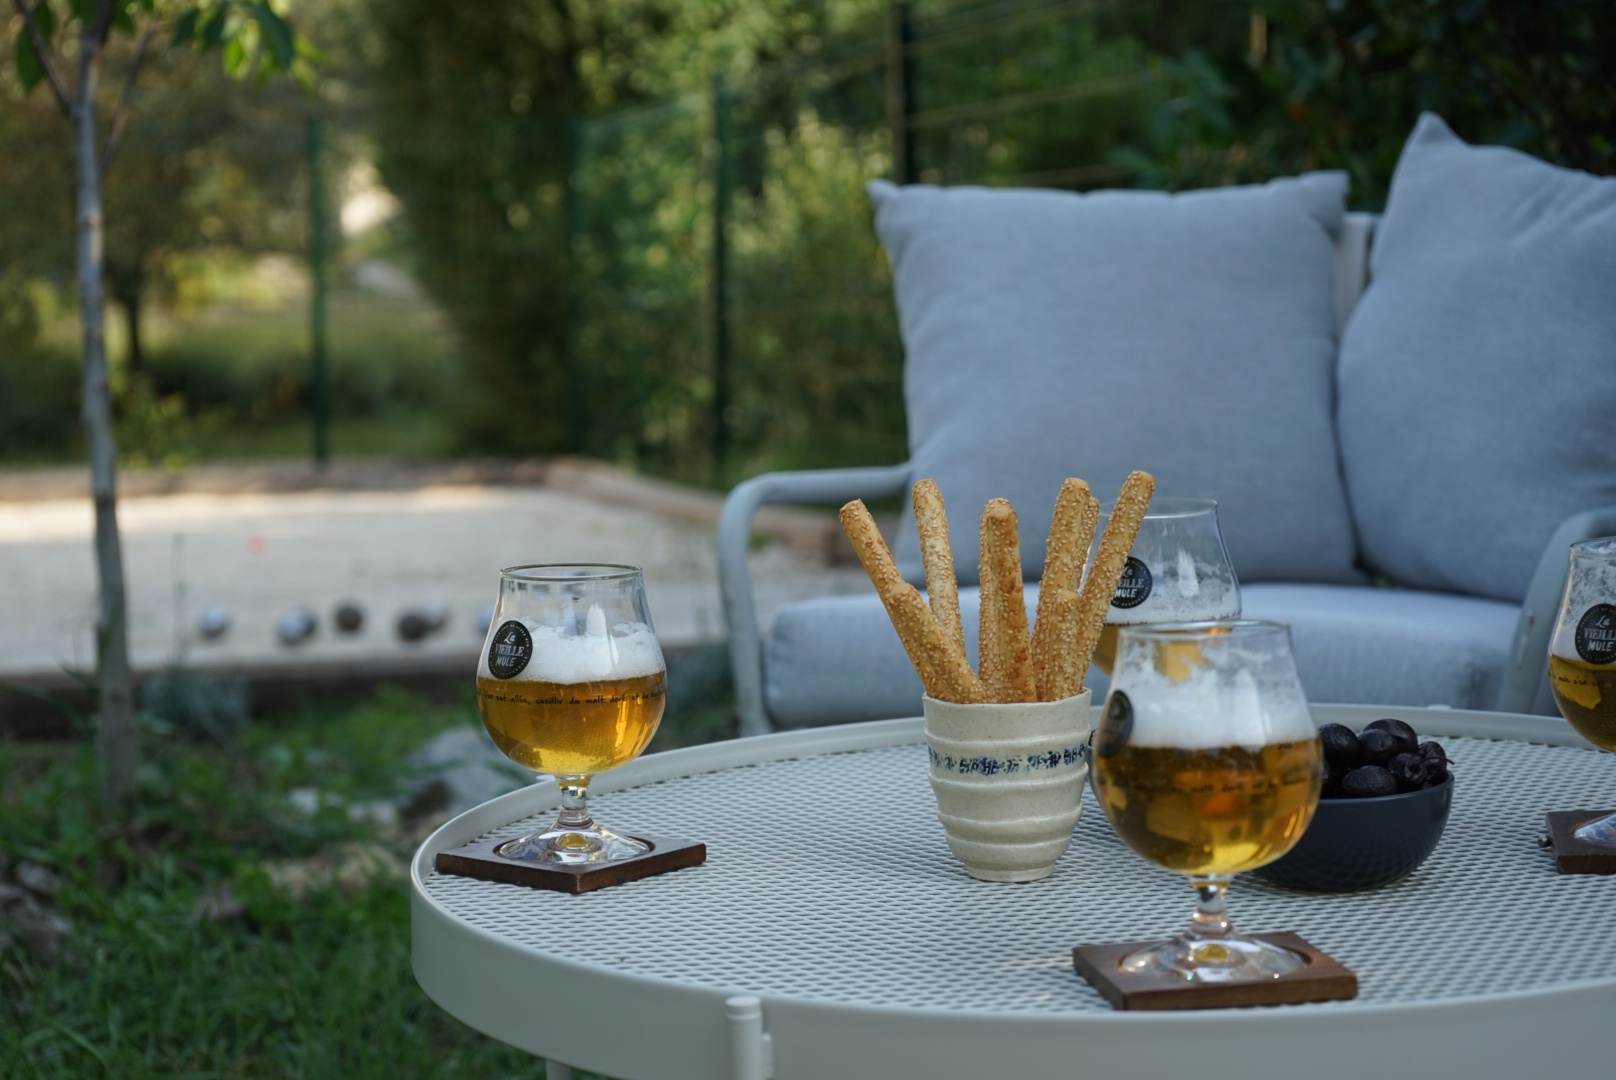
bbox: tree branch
[11,0,74,116]
[99,17,158,180]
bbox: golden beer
[1093,739,1322,876]
[1548,654,1616,751]
[475,671,667,775]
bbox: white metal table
[411,705,1616,1079]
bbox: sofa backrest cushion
[1337,114,1616,604]
[869,174,1360,587]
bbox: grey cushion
[764,585,1034,727]
[869,174,1360,589]
[1240,583,1527,712]
[763,581,1531,728]
[1337,113,1616,603]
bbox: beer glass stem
[555,775,596,833]
[1186,875,1234,942]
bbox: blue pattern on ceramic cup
[927,744,1088,776]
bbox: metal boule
[198,605,231,641]
[398,605,448,642]
[334,601,365,633]
[397,610,430,642]
[277,608,317,646]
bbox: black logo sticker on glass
[1110,556,1153,610]
[1094,691,1134,759]
[1576,604,1616,665]
[487,620,533,679]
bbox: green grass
[0,673,745,1079]
[5,285,469,468]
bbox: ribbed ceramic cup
[922,691,1091,882]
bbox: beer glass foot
[498,826,650,864]
[1120,875,1306,983]
[1120,933,1306,984]
[1572,810,1616,847]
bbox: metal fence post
[566,112,588,455]
[708,75,732,481]
[306,107,330,468]
[887,1,916,184]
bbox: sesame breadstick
[981,499,1036,703]
[1072,471,1154,693]
[1032,478,1092,699]
[912,479,965,658]
[840,500,985,703]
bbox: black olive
[1340,765,1398,798]
[1357,727,1399,767]
[1365,718,1420,756]
[1387,752,1429,793]
[1318,723,1361,770]
[1418,740,1449,766]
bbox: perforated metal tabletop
[412,705,1616,1080]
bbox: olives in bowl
[1252,719,1453,893]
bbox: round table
[411,705,1616,1080]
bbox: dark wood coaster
[1072,932,1357,1011]
[434,834,706,894]
[1544,811,1616,874]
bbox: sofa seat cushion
[764,582,1530,727]
[1240,583,1525,712]
[764,585,1033,728]
[1337,113,1616,603]
[869,173,1361,590]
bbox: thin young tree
[8,0,312,811]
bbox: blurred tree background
[2,0,1611,483]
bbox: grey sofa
[719,114,1616,737]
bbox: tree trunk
[76,30,138,812]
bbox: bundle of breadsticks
[839,471,1154,704]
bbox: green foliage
[361,0,580,456]
[0,277,81,461]
[1115,0,1616,206]
[0,676,729,1076]
[0,689,556,1078]
[361,1,1172,482]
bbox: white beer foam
[478,608,665,683]
[1110,649,1313,749]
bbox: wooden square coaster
[434,834,706,894]
[1072,932,1357,1011]
[1544,811,1616,874]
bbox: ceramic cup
[922,690,1091,882]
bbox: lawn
[1,657,735,1079]
[5,280,468,470]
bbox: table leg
[544,1061,573,1079]
[727,995,772,1080]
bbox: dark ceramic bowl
[1251,775,1453,892]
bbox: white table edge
[411,704,1615,1080]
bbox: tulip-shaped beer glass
[475,564,667,863]
[1547,537,1616,846]
[1092,621,1322,982]
[1088,498,1241,676]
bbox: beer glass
[1092,621,1322,982]
[1547,536,1616,846]
[1088,498,1241,676]
[475,564,667,863]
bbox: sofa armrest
[719,464,912,736]
[1496,505,1616,714]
